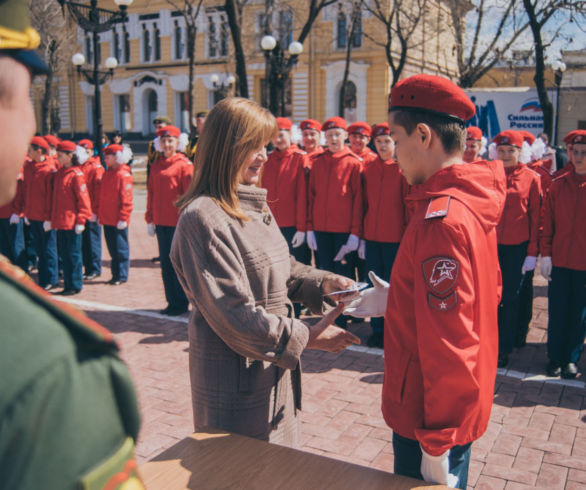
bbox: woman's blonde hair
[176,97,278,220]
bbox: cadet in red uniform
[540,130,586,379]
[494,130,541,366]
[463,126,484,163]
[552,130,578,179]
[78,139,104,280]
[348,121,377,166]
[360,122,407,347]
[345,74,506,488]
[0,165,25,268]
[99,144,133,285]
[299,119,323,157]
[146,125,193,315]
[43,134,59,167]
[47,140,92,295]
[23,136,58,289]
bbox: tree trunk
[225,0,248,98]
[41,72,53,134]
[187,23,196,137]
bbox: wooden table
[140,428,449,489]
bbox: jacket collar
[237,184,267,213]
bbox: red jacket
[0,168,24,219]
[23,158,56,222]
[362,157,408,242]
[383,160,506,456]
[540,168,586,271]
[145,153,193,227]
[528,160,553,193]
[553,161,574,179]
[307,147,363,235]
[354,147,377,169]
[496,165,541,256]
[50,166,93,230]
[82,156,105,213]
[262,146,308,230]
[98,165,133,227]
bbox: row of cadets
[541,130,586,379]
[491,130,542,368]
[145,125,193,316]
[78,139,104,280]
[360,122,408,347]
[98,144,134,285]
[0,165,25,268]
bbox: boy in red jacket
[463,126,484,163]
[540,129,586,379]
[347,121,377,166]
[99,144,133,285]
[299,119,323,157]
[346,74,506,488]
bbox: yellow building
[46,0,459,138]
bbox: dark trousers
[392,432,471,490]
[280,226,311,265]
[104,225,130,282]
[57,229,83,291]
[82,220,102,276]
[23,221,37,269]
[547,266,586,366]
[155,225,188,310]
[365,240,399,335]
[497,242,528,356]
[517,269,534,346]
[0,218,26,269]
[30,220,58,287]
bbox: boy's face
[28,144,46,163]
[349,133,369,154]
[325,128,347,152]
[161,135,178,157]
[388,112,428,185]
[374,135,395,160]
[496,144,519,167]
[104,154,117,168]
[57,151,73,168]
[463,139,481,163]
[273,129,291,152]
[572,143,586,174]
[302,129,320,150]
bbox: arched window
[340,80,357,121]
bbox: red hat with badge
[30,136,49,150]
[321,116,346,132]
[347,121,372,137]
[43,134,60,148]
[493,130,523,148]
[389,74,475,124]
[156,125,181,138]
[466,126,483,140]
[372,123,390,137]
[276,117,292,130]
[57,140,77,152]
[78,139,94,149]
[564,130,586,145]
[518,130,536,145]
[300,119,321,132]
[104,144,123,155]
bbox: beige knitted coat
[170,184,329,447]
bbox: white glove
[74,224,85,234]
[147,223,156,236]
[344,271,389,318]
[116,220,128,230]
[521,255,537,274]
[358,240,366,260]
[9,214,20,225]
[43,221,52,232]
[306,231,318,251]
[334,234,360,262]
[541,256,552,281]
[23,216,30,226]
[89,213,98,223]
[291,231,305,248]
[420,448,459,487]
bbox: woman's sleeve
[170,211,310,370]
[287,256,329,314]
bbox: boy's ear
[416,123,432,149]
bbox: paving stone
[475,475,507,489]
[534,462,567,489]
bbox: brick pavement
[52,187,585,489]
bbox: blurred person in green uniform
[0,1,143,488]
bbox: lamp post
[551,60,566,146]
[210,73,236,103]
[58,0,133,161]
[261,35,303,116]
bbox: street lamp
[551,60,566,146]
[211,73,236,102]
[58,0,133,160]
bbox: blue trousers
[0,218,26,269]
[23,221,37,269]
[155,225,188,310]
[517,269,534,346]
[497,242,528,356]
[57,229,83,291]
[392,432,471,490]
[82,220,102,276]
[104,225,130,282]
[30,220,58,287]
[547,266,586,366]
[365,240,399,334]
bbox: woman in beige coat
[171,98,360,447]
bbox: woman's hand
[306,303,361,353]
[321,274,361,303]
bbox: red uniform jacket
[553,161,574,179]
[496,165,541,256]
[362,157,408,243]
[145,153,193,227]
[23,158,56,222]
[528,160,553,193]
[50,166,93,230]
[540,168,586,271]
[98,165,133,227]
[354,147,377,169]
[383,160,506,456]
[261,146,308,230]
[0,169,24,219]
[82,156,105,214]
[307,147,363,236]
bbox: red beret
[104,144,123,155]
[347,121,372,137]
[300,119,321,132]
[493,130,523,148]
[276,117,292,130]
[466,126,483,140]
[389,74,475,124]
[43,135,60,147]
[321,117,346,132]
[518,130,536,145]
[57,140,77,152]
[566,130,586,145]
[156,125,181,138]
[372,123,390,137]
[30,136,49,150]
[78,139,94,149]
